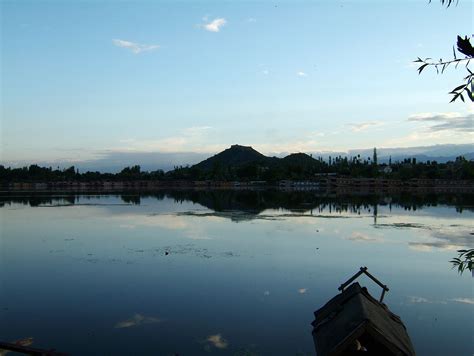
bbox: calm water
[1,190,473,355]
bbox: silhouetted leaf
[449,94,458,103]
[457,35,474,57]
[452,84,466,91]
[418,64,429,74]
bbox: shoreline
[1,177,473,193]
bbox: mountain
[281,153,319,168]
[191,143,474,172]
[5,144,471,173]
[193,144,274,170]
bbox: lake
[0,190,472,355]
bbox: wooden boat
[0,340,67,356]
[311,267,416,356]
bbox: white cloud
[112,39,160,54]
[247,17,257,23]
[347,121,383,132]
[382,111,473,147]
[297,71,307,77]
[262,69,269,75]
[182,126,213,137]
[408,112,474,133]
[202,18,227,32]
[113,126,217,153]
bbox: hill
[193,144,274,171]
[281,153,319,168]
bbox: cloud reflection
[114,313,161,329]
[113,213,214,240]
[348,232,382,243]
[450,298,474,305]
[409,229,473,251]
[408,296,474,306]
[407,296,447,304]
[206,334,228,349]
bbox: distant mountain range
[190,144,473,171]
[192,145,328,171]
[3,143,472,173]
[345,144,474,164]
[267,144,474,164]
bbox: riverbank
[2,177,473,193]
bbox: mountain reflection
[2,190,473,217]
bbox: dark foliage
[417,2,473,102]
[1,147,473,184]
[450,249,474,274]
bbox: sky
[1,0,473,170]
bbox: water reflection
[114,314,161,329]
[347,232,383,243]
[2,190,474,215]
[406,296,474,305]
[408,229,473,251]
[450,297,474,305]
[1,190,472,355]
[205,334,228,350]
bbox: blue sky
[1,0,473,168]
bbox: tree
[372,148,378,165]
[451,249,474,274]
[415,0,473,102]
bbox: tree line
[1,155,473,183]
